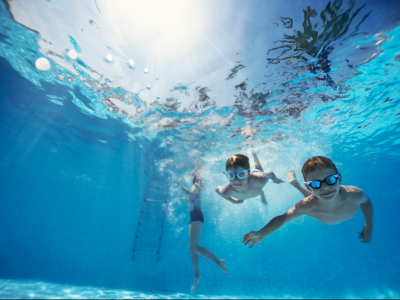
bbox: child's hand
[242,231,265,249]
[359,224,372,243]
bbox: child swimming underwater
[215,151,284,205]
[243,156,373,248]
[175,174,228,294]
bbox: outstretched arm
[243,201,305,248]
[215,186,244,204]
[175,180,193,197]
[178,193,190,205]
[359,193,373,243]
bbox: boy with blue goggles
[215,151,284,205]
[243,156,374,249]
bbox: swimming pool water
[0,0,399,298]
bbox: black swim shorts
[189,208,204,224]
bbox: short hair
[301,156,339,181]
[226,154,250,170]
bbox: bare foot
[268,171,284,184]
[288,170,298,185]
[191,276,201,294]
[273,178,284,184]
[219,259,228,276]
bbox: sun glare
[111,0,205,50]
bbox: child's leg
[251,151,284,184]
[260,190,267,204]
[250,151,263,171]
[289,170,311,198]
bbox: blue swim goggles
[305,173,339,189]
[224,169,249,180]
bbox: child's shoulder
[249,171,269,183]
[341,185,365,202]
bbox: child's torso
[190,193,201,211]
[306,186,360,225]
[228,174,267,200]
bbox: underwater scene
[0,0,399,298]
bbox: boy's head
[301,156,338,181]
[225,154,250,188]
[226,154,250,171]
[302,156,341,200]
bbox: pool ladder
[131,183,169,263]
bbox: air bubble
[156,95,160,99]
[106,53,113,62]
[144,68,149,74]
[147,85,151,89]
[89,20,99,29]
[68,50,78,60]
[35,57,50,71]
[128,59,135,68]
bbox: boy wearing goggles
[215,151,284,204]
[243,156,373,249]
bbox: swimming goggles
[305,173,340,189]
[224,169,249,180]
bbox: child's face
[305,167,342,200]
[227,165,249,188]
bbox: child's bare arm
[175,180,193,197]
[215,186,244,204]
[178,193,190,205]
[359,192,373,243]
[243,199,308,248]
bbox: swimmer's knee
[189,245,199,253]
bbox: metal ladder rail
[131,184,169,262]
[131,200,166,262]
[131,199,147,260]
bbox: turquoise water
[0,0,399,298]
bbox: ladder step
[136,236,161,240]
[139,223,163,227]
[133,249,159,253]
[145,200,166,204]
[142,211,164,215]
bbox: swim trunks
[190,208,204,224]
[189,193,204,224]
